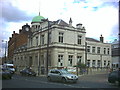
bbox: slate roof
[86,37,100,42]
[54,19,69,26]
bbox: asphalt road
[2,73,119,88]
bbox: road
[2,73,120,88]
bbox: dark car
[0,68,12,79]
[2,68,14,74]
[47,69,78,83]
[20,68,36,76]
[108,70,120,85]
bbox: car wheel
[47,76,51,81]
[33,74,36,76]
[27,73,30,76]
[21,73,24,76]
[9,76,12,79]
[62,78,66,83]
[118,81,120,86]
[115,81,119,85]
[73,81,77,83]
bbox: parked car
[2,67,14,74]
[47,69,78,83]
[20,68,36,76]
[108,70,120,85]
[3,64,15,74]
[0,68,12,79]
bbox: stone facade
[13,17,112,75]
[86,37,111,68]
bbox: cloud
[73,0,118,10]
[101,2,118,8]
[110,24,119,37]
[1,1,33,22]
[70,0,119,41]
[0,0,34,41]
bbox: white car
[3,64,15,74]
[47,69,78,83]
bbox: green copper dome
[32,15,45,22]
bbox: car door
[52,70,59,81]
[54,70,62,81]
[110,71,117,81]
[56,71,62,81]
[49,70,56,81]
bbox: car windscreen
[7,66,14,68]
[60,70,70,74]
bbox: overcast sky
[0,0,119,57]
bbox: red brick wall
[8,31,29,60]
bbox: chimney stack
[100,34,104,43]
[9,37,12,40]
[19,29,22,33]
[13,31,15,34]
[76,23,82,29]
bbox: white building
[86,36,111,68]
[13,15,112,75]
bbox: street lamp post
[85,42,88,74]
[2,40,7,63]
[46,19,50,76]
[38,30,41,76]
[100,54,102,70]
[118,7,120,69]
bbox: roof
[32,15,45,22]
[55,19,69,26]
[4,64,14,66]
[86,37,100,42]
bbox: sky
[0,0,119,57]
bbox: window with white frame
[97,47,100,54]
[97,60,101,67]
[104,48,106,54]
[21,56,23,66]
[87,60,90,67]
[38,25,40,30]
[36,36,38,46]
[41,35,44,45]
[107,61,110,67]
[59,32,64,43]
[107,48,110,55]
[68,55,73,66]
[29,57,33,67]
[77,56,82,63]
[41,55,44,65]
[104,60,106,67]
[31,38,33,46]
[92,46,96,53]
[87,46,90,53]
[58,55,64,66]
[24,56,27,66]
[92,60,96,67]
[78,35,82,45]
[35,55,38,65]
